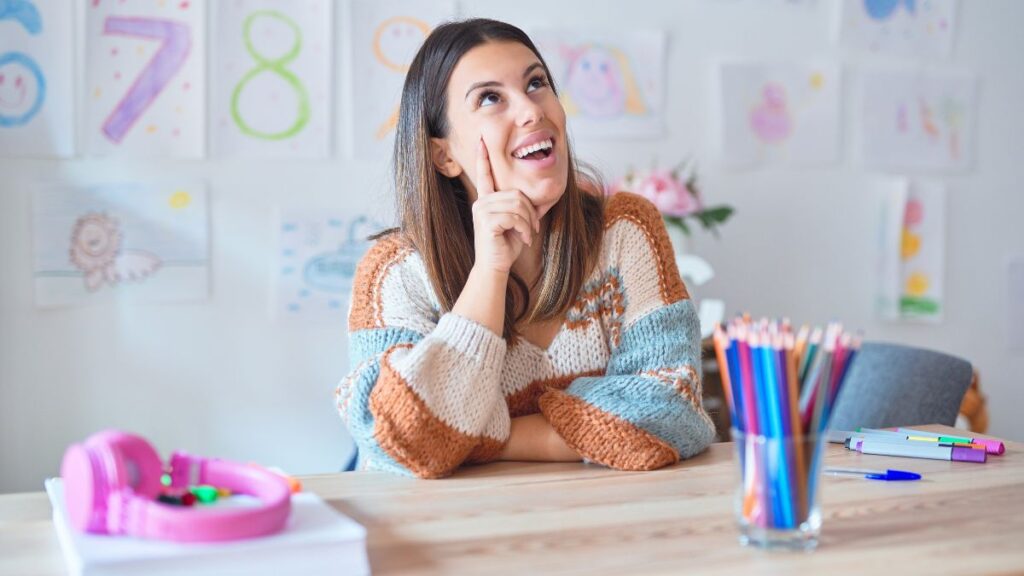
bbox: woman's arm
[498,414,582,462]
[339,237,511,479]
[536,193,716,471]
[453,137,540,336]
[451,266,509,336]
[340,142,541,479]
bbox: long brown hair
[384,18,605,342]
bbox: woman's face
[434,40,568,219]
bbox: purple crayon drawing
[749,82,791,143]
[101,17,190,143]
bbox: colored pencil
[716,316,860,531]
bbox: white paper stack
[45,478,369,576]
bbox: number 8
[230,10,310,141]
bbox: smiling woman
[335,18,715,479]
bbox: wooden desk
[2,425,1022,575]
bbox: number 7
[101,17,190,143]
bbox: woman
[336,18,715,478]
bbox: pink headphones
[60,430,292,543]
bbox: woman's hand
[499,414,582,462]
[471,138,540,274]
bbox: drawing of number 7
[101,17,190,143]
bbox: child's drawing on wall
[349,0,454,160]
[274,211,386,324]
[69,213,161,292]
[862,69,974,172]
[33,183,209,307]
[533,28,665,138]
[719,62,840,168]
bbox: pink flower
[634,169,702,217]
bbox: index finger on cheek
[476,137,496,197]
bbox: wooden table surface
[2,425,1022,575]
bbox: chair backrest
[342,448,358,472]
[829,342,973,431]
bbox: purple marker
[851,438,987,463]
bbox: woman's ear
[430,138,463,178]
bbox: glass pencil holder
[731,429,826,551]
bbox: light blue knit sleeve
[539,300,716,470]
[538,193,716,470]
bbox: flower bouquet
[609,158,733,238]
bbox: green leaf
[664,216,691,236]
[700,206,734,224]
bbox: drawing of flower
[69,213,122,291]
[68,212,161,292]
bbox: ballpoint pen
[824,466,921,481]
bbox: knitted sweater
[335,192,716,478]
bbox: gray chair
[828,342,972,431]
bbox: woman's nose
[514,95,545,127]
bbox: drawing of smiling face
[0,52,45,127]
[564,46,626,117]
[373,16,430,73]
[0,62,32,115]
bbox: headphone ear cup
[61,441,107,533]
[61,430,166,535]
[91,430,164,499]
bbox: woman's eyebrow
[465,80,500,101]
[464,62,545,101]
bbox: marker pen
[851,429,986,451]
[894,428,1005,455]
[848,438,987,463]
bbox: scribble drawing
[373,15,429,140]
[919,97,939,139]
[559,44,646,119]
[101,17,191,143]
[0,51,44,127]
[0,0,42,34]
[749,82,791,143]
[898,195,938,315]
[231,10,310,140]
[897,102,909,132]
[302,216,370,294]
[864,0,916,21]
[69,213,161,292]
[897,94,962,160]
[939,97,963,160]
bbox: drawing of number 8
[231,10,310,141]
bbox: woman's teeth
[513,138,553,159]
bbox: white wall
[2,0,1021,493]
